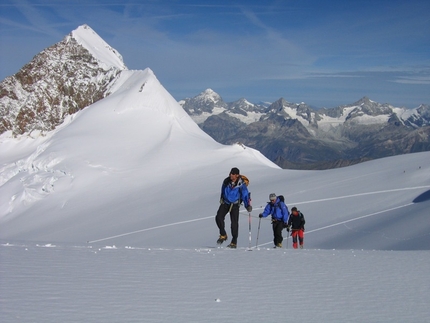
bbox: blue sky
[0,0,429,108]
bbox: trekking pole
[256,217,261,248]
[247,192,252,250]
[248,211,252,250]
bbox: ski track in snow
[87,185,430,245]
[289,185,430,205]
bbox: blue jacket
[221,176,250,208]
[261,198,289,223]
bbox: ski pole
[248,212,252,250]
[256,217,261,248]
[247,192,252,250]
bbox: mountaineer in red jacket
[287,207,306,249]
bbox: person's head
[291,206,298,215]
[269,193,277,203]
[229,167,240,180]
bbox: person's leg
[292,231,298,249]
[272,222,277,246]
[215,203,229,237]
[273,221,284,247]
[229,205,240,244]
[298,229,304,248]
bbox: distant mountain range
[1,25,429,170]
[180,89,430,169]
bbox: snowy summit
[71,24,126,70]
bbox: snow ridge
[71,24,126,71]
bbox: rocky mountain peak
[179,89,227,116]
[228,98,264,113]
[345,97,394,121]
[0,24,126,137]
[196,88,223,104]
[265,98,315,121]
[354,96,373,105]
[70,24,126,71]
[268,98,289,112]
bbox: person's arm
[241,185,251,208]
[282,203,290,223]
[260,203,271,217]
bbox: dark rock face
[0,30,124,136]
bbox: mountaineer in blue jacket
[215,167,252,249]
[259,193,290,248]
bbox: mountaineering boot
[226,242,237,249]
[217,235,228,245]
[274,243,282,248]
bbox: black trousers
[272,220,285,246]
[215,203,239,244]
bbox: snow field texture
[1,243,429,323]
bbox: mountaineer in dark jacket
[215,167,252,249]
[287,206,306,249]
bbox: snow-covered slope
[0,25,429,249]
[0,67,279,244]
[71,24,126,70]
[1,64,429,250]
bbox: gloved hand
[285,225,290,232]
[246,205,252,212]
[259,213,263,218]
